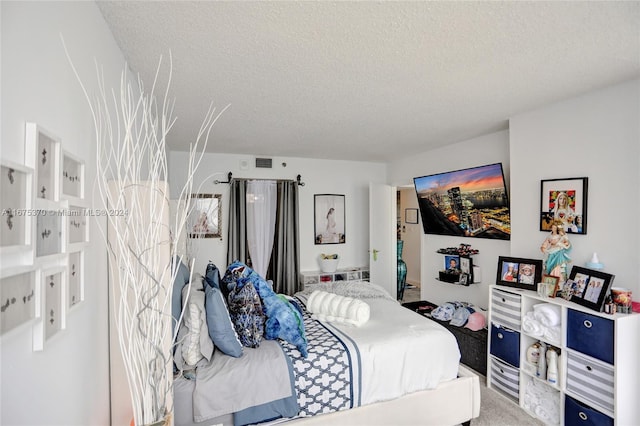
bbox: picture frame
[34,199,67,260]
[566,266,614,312]
[67,204,89,249]
[460,256,474,284]
[314,194,345,245]
[444,255,461,272]
[25,123,61,203]
[0,267,37,336]
[405,208,418,224]
[61,150,85,201]
[541,274,560,298]
[496,256,543,291]
[540,177,588,234]
[0,160,33,253]
[33,265,67,351]
[67,250,84,309]
[187,194,221,239]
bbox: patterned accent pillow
[227,280,265,348]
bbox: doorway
[396,187,421,302]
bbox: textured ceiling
[97,1,640,162]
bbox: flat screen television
[413,163,511,240]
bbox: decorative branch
[64,38,228,425]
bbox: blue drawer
[567,310,614,364]
[565,395,613,426]
[490,323,520,367]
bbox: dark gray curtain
[226,179,248,266]
[227,179,301,295]
[271,181,301,295]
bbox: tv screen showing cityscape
[413,163,511,240]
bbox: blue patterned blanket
[278,298,361,417]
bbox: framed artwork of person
[314,194,345,245]
[539,177,588,234]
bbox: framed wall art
[0,160,33,253]
[496,256,543,291]
[314,194,345,244]
[67,251,84,309]
[0,267,37,336]
[25,123,61,202]
[67,204,89,249]
[33,266,66,351]
[35,200,66,259]
[187,194,221,238]
[540,177,588,234]
[405,208,418,224]
[564,266,614,312]
[61,150,85,201]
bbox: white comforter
[297,282,460,406]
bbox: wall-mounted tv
[413,163,511,240]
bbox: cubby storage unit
[299,266,369,286]
[487,285,640,425]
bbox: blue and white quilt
[279,298,361,417]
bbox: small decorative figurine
[540,220,571,282]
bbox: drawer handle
[500,368,504,374]
[583,320,593,328]
[579,412,588,421]
[497,332,504,339]
[586,365,592,372]
[502,297,506,303]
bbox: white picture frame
[0,267,37,336]
[61,150,85,201]
[67,250,84,309]
[34,199,67,260]
[25,123,61,203]
[33,265,66,351]
[67,204,89,250]
[0,160,34,254]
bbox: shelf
[487,284,640,425]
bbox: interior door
[369,183,396,298]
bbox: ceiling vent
[255,157,273,168]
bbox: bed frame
[288,364,481,426]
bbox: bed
[173,268,480,426]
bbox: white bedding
[296,282,460,406]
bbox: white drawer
[566,350,614,416]
[491,288,521,331]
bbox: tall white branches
[65,41,228,425]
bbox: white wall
[510,79,640,297]
[389,130,511,309]
[168,152,387,276]
[1,2,125,425]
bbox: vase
[397,240,407,300]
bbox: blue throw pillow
[204,262,222,290]
[204,283,243,358]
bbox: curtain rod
[214,172,305,186]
